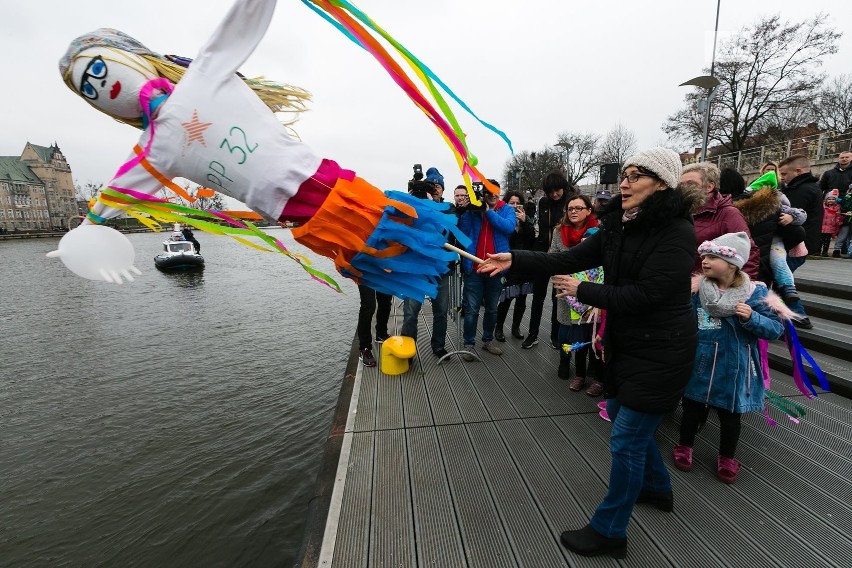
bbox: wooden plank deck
[314,263,852,567]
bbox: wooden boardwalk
[304,261,852,567]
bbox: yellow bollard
[380,335,417,375]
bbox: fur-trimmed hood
[733,186,781,226]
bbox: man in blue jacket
[458,180,516,360]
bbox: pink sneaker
[717,455,740,484]
[672,445,693,472]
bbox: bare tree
[554,131,600,186]
[503,149,562,196]
[596,124,637,166]
[664,14,840,152]
[75,182,102,201]
[812,74,852,133]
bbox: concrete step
[767,340,852,399]
[799,292,852,324]
[787,315,852,362]
[795,259,852,300]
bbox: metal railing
[684,130,852,171]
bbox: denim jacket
[683,284,783,413]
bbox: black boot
[511,326,524,340]
[560,525,627,558]
[494,328,506,342]
[558,358,571,380]
[636,489,674,512]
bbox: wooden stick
[444,243,485,264]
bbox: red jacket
[822,203,842,235]
[693,191,760,279]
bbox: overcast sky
[2,0,849,203]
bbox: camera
[408,163,435,199]
[465,181,486,211]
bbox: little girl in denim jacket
[674,232,783,484]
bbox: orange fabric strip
[132,145,196,202]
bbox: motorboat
[154,224,204,271]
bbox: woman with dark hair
[479,148,704,560]
[494,190,535,341]
[524,171,572,349]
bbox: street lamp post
[680,0,721,163]
[680,75,721,162]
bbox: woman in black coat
[479,148,703,559]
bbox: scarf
[698,272,752,318]
[622,207,640,223]
[560,215,598,247]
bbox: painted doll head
[60,28,164,125]
[68,46,159,119]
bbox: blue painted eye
[81,82,97,99]
[89,60,107,79]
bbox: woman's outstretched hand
[477,252,512,276]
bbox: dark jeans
[528,274,559,342]
[401,272,450,352]
[558,323,599,379]
[462,272,503,345]
[678,398,742,458]
[589,398,670,539]
[495,294,527,331]
[357,285,391,348]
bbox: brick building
[0,142,77,232]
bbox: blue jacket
[458,201,516,273]
[683,284,783,413]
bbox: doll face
[70,47,158,119]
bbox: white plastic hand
[46,225,142,284]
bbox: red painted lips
[110,81,122,99]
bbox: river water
[0,230,360,567]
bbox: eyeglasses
[619,173,657,184]
[566,206,589,213]
[79,56,108,100]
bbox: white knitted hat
[623,147,683,190]
[697,231,751,269]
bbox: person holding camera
[458,179,516,360]
[494,190,535,342]
[524,171,573,349]
[400,166,453,357]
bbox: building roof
[28,143,56,164]
[0,156,41,183]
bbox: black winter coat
[534,193,568,251]
[819,165,852,197]
[783,173,824,254]
[512,190,697,413]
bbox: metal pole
[701,0,721,162]
[700,87,716,162]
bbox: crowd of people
[353,148,848,559]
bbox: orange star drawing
[182,110,212,147]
